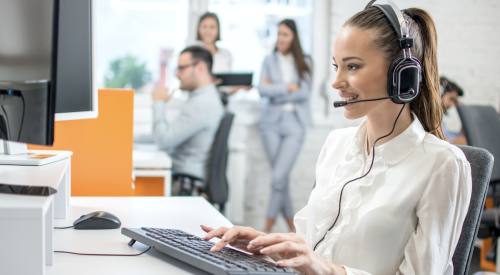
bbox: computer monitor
[55,0,97,121]
[0,0,96,154]
[0,0,58,150]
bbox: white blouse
[277,51,295,111]
[193,41,232,73]
[212,47,232,73]
[294,115,472,275]
[277,51,294,84]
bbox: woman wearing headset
[201,3,472,275]
[258,19,312,233]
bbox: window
[95,0,189,92]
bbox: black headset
[315,0,422,251]
[368,0,421,104]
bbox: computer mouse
[73,211,122,230]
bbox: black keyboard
[122,227,296,275]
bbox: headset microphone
[333,89,415,108]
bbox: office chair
[453,145,493,275]
[456,105,500,263]
[173,112,234,214]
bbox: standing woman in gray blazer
[259,19,312,233]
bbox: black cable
[0,91,25,141]
[2,105,10,138]
[55,247,151,256]
[17,92,25,141]
[54,225,74,229]
[313,103,407,251]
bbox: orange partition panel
[134,177,164,196]
[28,89,134,196]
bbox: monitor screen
[0,0,54,82]
[55,0,94,115]
[0,0,57,146]
[0,0,97,121]
[0,0,96,147]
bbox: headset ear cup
[387,56,405,104]
[387,56,421,104]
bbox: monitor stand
[3,140,28,155]
[0,140,72,166]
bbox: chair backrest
[456,105,500,182]
[452,145,494,275]
[204,112,234,205]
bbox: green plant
[104,54,151,90]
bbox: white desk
[133,148,172,196]
[48,197,233,275]
[0,153,72,275]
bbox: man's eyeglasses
[176,61,199,72]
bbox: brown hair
[197,12,221,41]
[181,46,213,73]
[275,19,311,80]
[345,7,446,140]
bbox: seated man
[440,76,465,143]
[140,46,224,185]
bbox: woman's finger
[248,233,304,249]
[212,226,251,252]
[276,255,310,268]
[200,225,214,233]
[209,226,242,252]
[259,241,308,255]
[203,226,229,241]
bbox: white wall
[328,0,500,110]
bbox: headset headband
[365,0,413,49]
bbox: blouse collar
[276,51,294,60]
[351,112,428,165]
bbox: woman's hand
[287,83,300,92]
[229,85,253,95]
[152,87,174,102]
[248,233,346,275]
[201,225,266,254]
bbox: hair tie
[403,9,415,19]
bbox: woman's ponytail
[407,8,446,140]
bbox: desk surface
[48,197,233,275]
[133,148,172,169]
[0,157,70,188]
[0,158,70,218]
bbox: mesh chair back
[204,112,234,205]
[452,145,494,275]
[456,105,500,181]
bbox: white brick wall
[329,0,500,110]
